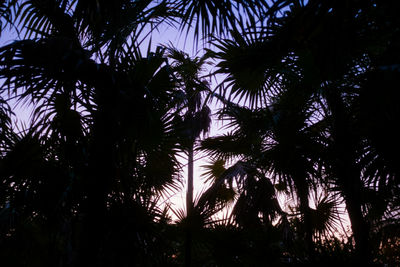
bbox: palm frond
[200,133,253,161]
[310,194,342,239]
[200,158,226,184]
[16,0,76,38]
[0,0,18,35]
[75,0,177,56]
[211,28,292,108]
[175,0,271,43]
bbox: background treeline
[0,1,399,266]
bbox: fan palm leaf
[174,0,271,43]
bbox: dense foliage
[0,1,399,266]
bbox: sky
[0,6,351,235]
[0,19,230,220]
[145,24,233,217]
[149,25,352,235]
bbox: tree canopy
[0,0,399,266]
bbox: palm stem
[187,143,194,216]
[185,143,194,266]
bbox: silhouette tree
[204,0,400,264]
[166,47,212,266]
[0,0,272,266]
[1,0,399,265]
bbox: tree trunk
[185,143,194,267]
[325,88,371,263]
[343,187,370,263]
[186,144,194,216]
[333,150,371,263]
[295,175,314,261]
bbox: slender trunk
[325,88,371,263]
[336,157,371,263]
[295,175,314,261]
[343,188,370,263]
[186,144,194,216]
[185,143,194,267]
[334,153,371,263]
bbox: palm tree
[203,19,330,255]
[0,0,272,265]
[0,1,180,265]
[200,97,327,256]
[167,48,211,216]
[166,47,212,266]
[204,1,400,264]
